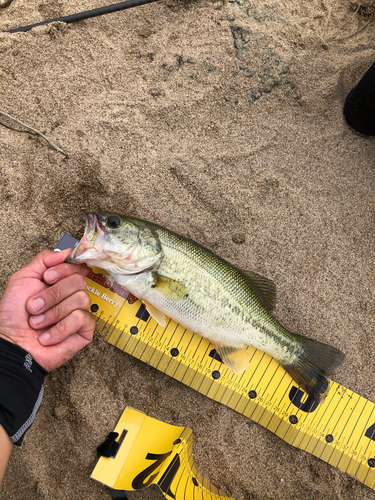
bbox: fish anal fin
[240,269,277,312]
[143,301,167,328]
[212,343,250,374]
[153,273,188,301]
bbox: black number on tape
[132,452,172,489]
[136,304,150,322]
[289,386,319,413]
[158,453,180,499]
[209,349,223,363]
[365,423,375,441]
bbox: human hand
[0,248,96,372]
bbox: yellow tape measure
[91,407,235,499]
[57,235,375,492]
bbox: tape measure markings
[310,395,341,456]
[223,369,249,410]
[221,372,241,409]
[81,265,375,489]
[194,349,216,397]
[280,405,301,443]
[204,350,227,401]
[133,318,153,353]
[251,362,283,421]
[153,330,172,370]
[305,388,339,449]
[329,394,361,466]
[171,331,194,383]
[114,327,128,348]
[167,448,185,498]
[162,325,188,376]
[190,339,215,384]
[259,363,282,399]
[301,395,332,452]
[138,322,160,362]
[261,377,288,430]
[302,390,348,454]
[250,368,276,419]
[231,354,263,418]
[251,356,273,401]
[330,393,373,460]
[231,352,260,412]
[360,404,375,473]
[263,380,294,439]
[365,419,375,453]
[169,455,185,500]
[264,372,288,430]
[118,329,138,357]
[180,334,203,382]
[328,397,371,477]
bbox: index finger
[19,248,74,280]
[43,261,89,285]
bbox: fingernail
[39,332,50,344]
[44,269,58,283]
[30,297,45,313]
[31,314,45,326]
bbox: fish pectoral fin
[143,301,167,328]
[152,273,188,301]
[239,269,277,312]
[213,343,250,374]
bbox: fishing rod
[8,0,161,33]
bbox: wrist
[0,423,13,485]
[0,332,14,345]
[0,338,48,446]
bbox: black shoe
[343,61,375,136]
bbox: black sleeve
[0,337,48,446]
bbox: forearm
[0,248,94,488]
[0,424,12,485]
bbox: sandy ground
[0,0,375,499]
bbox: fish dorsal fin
[240,269,276,312]
[212,343,250,374]
[152,273,188,302]
[143,301,167,328]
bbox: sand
[0,0,374,498]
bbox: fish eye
[107,216,121,229]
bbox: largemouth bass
[67,212,345,401]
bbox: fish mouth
[66,212,106,264]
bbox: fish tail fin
[282,336,345,402]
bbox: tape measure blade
[78,255,375,491]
